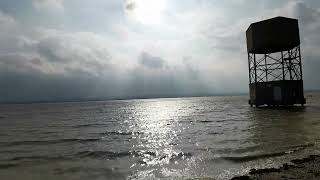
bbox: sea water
[0,92,320,179]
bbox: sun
[125,0,167,25]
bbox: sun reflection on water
[128,99,193,167]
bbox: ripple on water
[101,131,145,136]
[0,138,101,146]
[75,150,192,162]
[220,143,315,163]
[73,123,109,128]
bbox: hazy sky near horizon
[1,0,320,102]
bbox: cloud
[0,62,119,102]
[0,53,42,74]
[29,29,113,76]
[33,0,64,12]
[0,26,125,102]
[271,1,320,26]
[0,11,21,54]
[0,11,16,32]
[271,2,320,55]
[125,0,136,11]
[0,2,252,102]
[126,53,212,98]
[1,0,320,103]
[138,52,167,69]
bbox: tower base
[249,80,306,107]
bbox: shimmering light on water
[0,93,320,179]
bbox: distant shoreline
[0,93,248,105]
[231,154,320,180]
[1,90,319,105]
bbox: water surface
[0,93,320,179]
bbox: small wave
[54,166,121,175]
[165,152,192,162]
[221,143,313,163]
[214,145,260,154]
[199,120,213,123]
[75,150,192,163]
[286,143,314,149]
[285,143,314,154]
[222,152,286,163]
[144,152,192,166]
[208,132,224,135]
[9,155,71,162]
[178,120,193,124]
[169,142,178,146]
[102,131,144,136]
[0,155,73,169]
[0,163,19,169]
[76,151,132,159]
[135,151,192,166]
[1,138,100,146]
[53,166,126,178]
[215,119,248,123]
[76,150,158,159]
[73,123,108,128]
[0,149,29,153]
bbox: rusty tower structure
[246,17,306,107]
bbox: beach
[232,155,320,180]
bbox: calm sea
[0,93,320,180]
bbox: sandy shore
[231,155,320,180]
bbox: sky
[1,0,320,102]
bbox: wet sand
[231,155,320,180]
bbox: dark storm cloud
[34,30,113,76]
[122,53,214,98]
[289,1,320,26]
[138,52,166,69]
[0,66,121,103]
[0,53,47,77]
[0,51,125,103]
[0,25,125,102]
[0,51,210,102]
[37,42,65,63]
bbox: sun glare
[126,0,167,25]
